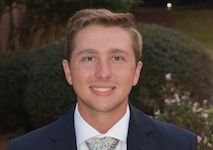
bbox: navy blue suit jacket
[9,104,197,150]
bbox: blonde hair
[66,8,142,63]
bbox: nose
[95,60,112,79]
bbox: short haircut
[66,8,142,63]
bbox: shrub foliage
[130,24,213,113]
[0,52,30,132]
[24,41,76,128]
[155,73,213,150]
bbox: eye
[84,57,95,61]
[112,56,123,61]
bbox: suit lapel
[50,104,77,150]
[47,104,156,150]
[127,104,156,150]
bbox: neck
[78,102,128,133]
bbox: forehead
[72,25,133,55]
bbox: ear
[62,59,73,85]
[133,61,143,86]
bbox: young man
[9,9,197,150]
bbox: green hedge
[0,24,212,131]
[0,51,30,132]
[130,24,213,113]
[24,41,76,127]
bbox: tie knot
[86,137,119,150]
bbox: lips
[90,86,115,96]
[91,87,114,92]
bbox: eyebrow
[76,48,129,56]
[110,48,129,55]
[76,49,98,56]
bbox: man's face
[63,25,142,114]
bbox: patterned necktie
[86,137,119,150]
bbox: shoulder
[130,104,196,137]
[149,116,196,139]
[9,119,58,150]
[129,104,197,149]
[149,117,197,149]
[9,105,76,150]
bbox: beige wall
[0,4,25,52]
[0,3,65,52]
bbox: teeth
[92,87,113,92]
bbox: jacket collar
[49,103,156,150]
[127,104,156,150]
[50,104,77,150]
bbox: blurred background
[0,0,213,150]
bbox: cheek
[115,66,135,82]
[71,66,93,84]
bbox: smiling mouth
[91,87,114,92]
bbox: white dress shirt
[74,103,130,150]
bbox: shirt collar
[74,103,130,144]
